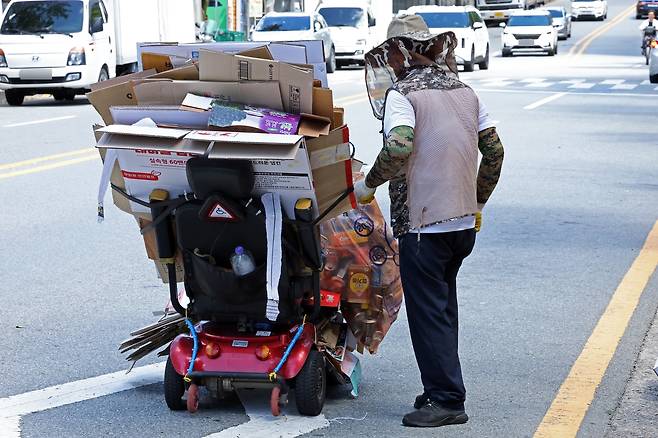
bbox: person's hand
[475,203,485,232]
[354,179,376,204]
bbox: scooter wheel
[294,349,326,416]
[270,386,281,417]
[187,383,200,413]
[164,356,185,411]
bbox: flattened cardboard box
[96,125,314,218]
[198,50,314,115]
[131,79,284,111]
[110,105,329,138]
[86,63,199,124]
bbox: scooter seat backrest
[186,157,255,200]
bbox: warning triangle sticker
[208,202,235,220]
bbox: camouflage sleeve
[365,126,414,189]
[477,127,505,205]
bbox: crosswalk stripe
[611,83,638,90]
[526,82,555,88]
[600,79,625,85]
[568,83,596,89]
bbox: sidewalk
[605,306,658,437]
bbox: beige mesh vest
[404,87,479,229]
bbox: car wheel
[502,48,512,57]
[554,42,558,54]
[463,46,475,72]
[478,45,490,70]
[326,47,336,74]
[650,74,658,84]
[636,13,642,19]
[53,90,67,101]
[4,90,25,106]
[98,66,109,83]
[547,46,555,56]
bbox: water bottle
[230,246,256,277]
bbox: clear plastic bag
[320,199,403,354]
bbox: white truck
[315,0,377,68]
[476,0,542,22]
[0,0,196,105]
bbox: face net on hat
[364,30,460,120]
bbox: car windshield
[0,1,84,35]
[318,7,365,27]
[416,12,470,28]
[547,9,564,17]
[508,15,551,26]
[255,16,310,31]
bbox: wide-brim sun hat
[364,14,460,119]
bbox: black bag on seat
[176,158,299,323]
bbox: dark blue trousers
[399,229,476,410]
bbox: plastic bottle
[230,246,256,276]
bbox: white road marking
[0,363,163,418]
[568,82,596,89]
[520,78,546,83]
[559,79,585,84]
[526,82,555,88]
[641,80,651,85]
[523,92,568,110]
[478,87,658,98]
[3,115,76,128]
[600,79,625,85]
[205,390,329,438]
[611,83,638,90]
[0,416,21,438]
[0,362,329,438]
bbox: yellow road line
[534,220,658,438]
[0,148,96,171]
[568,4,636,57]
[0,155,98,180]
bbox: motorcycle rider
[639,11,657,53]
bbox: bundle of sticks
[119,314,186,363]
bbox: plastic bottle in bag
[230,246,256,276]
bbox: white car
[317,0,377,68]
[501,10,559,56]
[571,0,608,20]
[250,12,336,73]
[404,5,490,71]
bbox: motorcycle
[643,25,657,65]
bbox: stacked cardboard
[88,43,357,282]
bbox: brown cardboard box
[312,87,334,122]
[306,125,350,169]
[198,49,314,115]
[131,79,284,111]
[313,159,357,221]
[86,64,199,124]
[142,52,175,72]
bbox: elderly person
[353,15,505,427]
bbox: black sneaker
[402,400,469,428]
[414,393,430,409]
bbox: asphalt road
[1,0,657,436]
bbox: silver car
[545,6,572,39]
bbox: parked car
[250,12,336,73]
[404,5,490,71]
[316,0,376,68]
[0,0,196,106]
[636,0,658,19]
[545,6,572,39]
[571,0,608,21]
[501,10,558,56]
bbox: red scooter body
[170,322,316,380]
